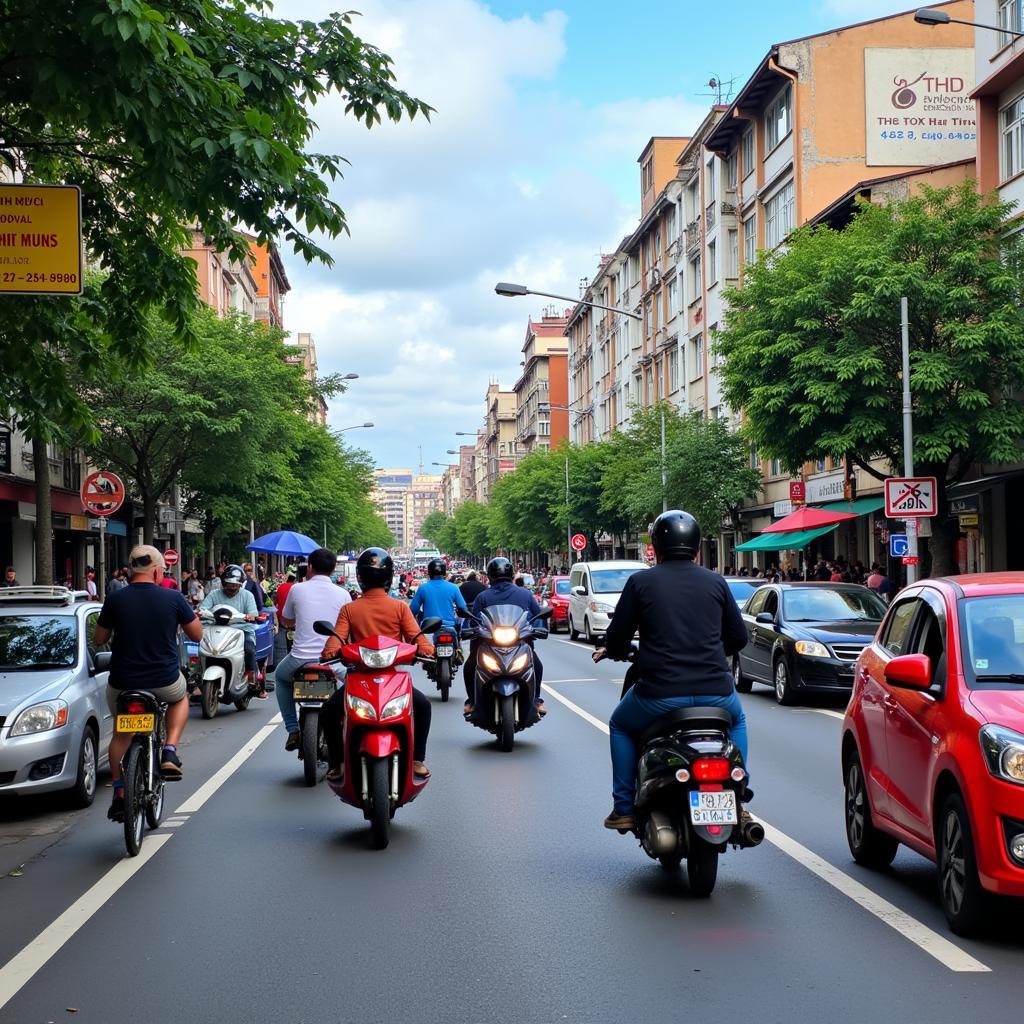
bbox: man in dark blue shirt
[595,511,749,832]
[94,545,202,819]
[464,557,545,716]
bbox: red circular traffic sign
[80,471,125,517]
[163,549,180,567]
[570,533,587,552]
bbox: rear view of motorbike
[292,663,341,787]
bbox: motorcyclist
[198,564,260,694]
[408,558,468,631]
[459,570,486,605]
[463,556,545,717]
[320,547,435,782]
[594,510,750,833]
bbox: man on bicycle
[93,545,202,821]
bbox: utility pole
[660,409,667,514]
[565,456,571,562]
[900,296,917,585]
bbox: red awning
[761,505,858,534]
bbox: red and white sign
[902,555,920,566]
[885,476,937,518]
[789,481,806,506]
[163,549,180,567]
[570,533,587,552]
[80,471,125,517]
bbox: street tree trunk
[922,475,958,579]
[32,436,53,585]
[143,493,157,546]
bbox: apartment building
[403,474,443,547]
[513,310,570,454]
[456,445,476,505]
[371,469,413,549]
[246,235,290,328]
[439,464,462,516]
[180,229,258,318]
[479,383,518,503]
[285,332,328,425]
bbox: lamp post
[336,422,374,432]
[913,8,1024,35]
[495,282,642,320]
[329,422,374,544]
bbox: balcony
[705,204,716,231]
[686,227,701,259]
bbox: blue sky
[276,0,915,471]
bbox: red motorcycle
[313,617,440,849]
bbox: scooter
[463,605,552,751]
[196,607,264,718]
[291,661,344,787]
[313,616,441,849]
[424,623,460,702]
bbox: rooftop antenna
[418,445,423,474]
[698,74,739,105]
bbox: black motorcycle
[464,604,551,751]
[291,662,343,787]
[425,624,461,702]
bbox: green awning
[735,524,839,552]
[814,497,884,516]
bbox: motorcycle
[195,607,265,717]
[312,616,442,849]
[423,623,461,702]
[463,604,552,752]
[291,661,344,787]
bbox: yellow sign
[959,513,979,529]
[0,185,82,295]
[69,514,89,531]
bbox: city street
[0,636,1021,1024]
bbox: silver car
[0,586,113,806]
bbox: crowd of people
[720,557,891,598]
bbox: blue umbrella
[245,530,320,557]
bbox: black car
[734,583,887,705]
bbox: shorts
[106,674,187,714]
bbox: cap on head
[129,545,165,574]
[651,510,701,562]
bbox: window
[765,180,795,249]
[707,239,717,284]
[687,180,699,220]
[539,420,550,436]
[741,128,755,178]
[881,598,921,656]
[814,457,826,474]
[667,276,679,318]
[747,587,770,617]
[642,158,654,193]
[706,159,716,204]
[690,333,704,380]
[665,206,677,242]
[765,84,792,151]
[689,253,701,294]
[750,445,760,471]
[999,0,1023,46]
[743,215,756,266]
[668,348,680,391]
[726,151,738,189]
[1001,94,1024,181]
[770,457,782,476]
[728,229,738,278]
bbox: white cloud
[272,0,708,468]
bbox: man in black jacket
[594,510,749,832]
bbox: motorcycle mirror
[420,616,443,633]
[313,619,340,638]
[535,606,554,621]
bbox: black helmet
[486,557,514,583]
[221,564,245,586]
[426,558,447,579]
[651,510,701,562]
[356,547,394,592]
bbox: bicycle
[113,690,169,856]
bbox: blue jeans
[609,689,749,815]
[274,653,317,734]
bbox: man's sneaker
[284,731,301,752]
[604,810,635,832]
[160,748,183,779]
[107,795,125,822]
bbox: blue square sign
[889,534,909,558]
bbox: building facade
[371,469,413,550]
[513,310,570,454]
[181,230,258,318]
[247,235,290,328]
[403,474,443,547]
[479,383,519,503]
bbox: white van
[567,560,648,644]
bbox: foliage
[419,511,448,546]
[716,182,1024,574]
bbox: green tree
[0,0,430,578]
[419,510,449,547]
[717,183,1024,575]
[451,502,494,560]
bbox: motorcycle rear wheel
[301,712,322,788]
[497,694,515,752]
[437,660,451,702]
[686,836,719,897]
[201,681,218,719]
[368,757,390,849]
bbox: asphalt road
[0,635,1022,1023]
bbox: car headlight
[491,626,519,646]
[381,694,410,720]
[589,601,615,614]
[980,725,1024,785]
[359,646,398,669]
[480,652,502,673]
[10,700,69,736]
[795,640,830,658]
[509,652,530,673]
[346,694,377,720]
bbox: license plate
[436,645,454,657]
[116,713,154,733]
[689,789,738,826]
[293,677,334,700]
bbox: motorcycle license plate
[436,645,454,657]
[689,790,738,826]
[293,676,335,700]
[116,713,154,733]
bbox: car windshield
[591,568,643,594]
[962,595,1024,681]
[554,581,571,596]
[782,588,886,622]
[0,614,78,670]
[726,580,760,604]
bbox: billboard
[0,184,83,295]
[865,48,975,167]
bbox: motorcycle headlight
[980,725,1024,785]
[795,640,830,658]
[381,694,411,720]
[346,694,377,720]
[359,646,398,669]
[491,626,519,646]
[589,601,615,614]
[10,700,69,736]
[509,652,530,673]
[480,652,502,673]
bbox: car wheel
[774,656,796,706]
[68,725,98,809]
[584,617,595,645]
[938,792,991,936]
[733,657,752,694]
[844,750,898,868]
[569,616,581,642]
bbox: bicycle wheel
[122,742,146,857]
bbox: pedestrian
[830,563,844,583]
[186,569,204,607]
[0,565,18,588]
[85,570,98,600]
[160,568,179,590]
[867,563,891,602]
[107,568,127,594]
[738,566,749,578]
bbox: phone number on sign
[1,272,79,284]
[879,131,976,141]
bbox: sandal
[413,761,431,780]
[463,702,474,717]
[325,767,344,783]
[536,701,547,717]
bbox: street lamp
[495,282,642,320]
[341,373,360,380]
[914,7,1024,35]
[337,422,374,431]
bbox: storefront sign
[773,500,793,518]
[789,481,805,505]
[949,494,979,516]
[69,514,89,531]
[0,185,83,295]
[958,513,979,529]
[865,48,975,167]
[0,427,10,473]
[806,472,845,504]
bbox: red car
[842,572,1024,934]
[540,576,571,632]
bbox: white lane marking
[552,638,595,650]
[808,708,846,721]
[0,835,173,1010]
[543,684,991,974]
[543,678,598,684]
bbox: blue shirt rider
[408,559,468,628]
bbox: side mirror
[755,612,775,625]
[535,606,554,621]
[420,616,443,634]
[93,651,112,675]
[313,619,339,638]
[572,586,586,597]
[884,653,932,691]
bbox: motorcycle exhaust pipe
[738,817,765,847]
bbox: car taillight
[124,700,147,715]
[437,634,454,644]
[692,758,731,781]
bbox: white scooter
[196,606,260,718]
